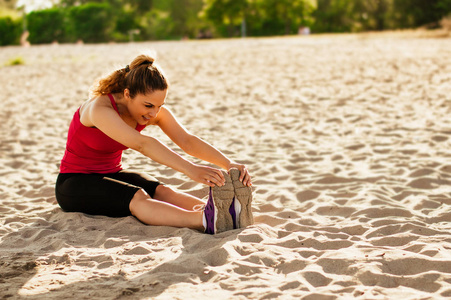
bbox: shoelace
[193,204,206,211]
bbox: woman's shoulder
[81,95,113,111]
[152,106,174,124]
[79,95,114,127]
[92,94,114,107]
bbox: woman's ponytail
[90,54,168,98]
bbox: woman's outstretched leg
[153,185,206,211]
[129,189,204,231]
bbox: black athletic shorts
[55,171,160,217]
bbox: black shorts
[55,171,160,217]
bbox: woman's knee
[129,189,150,216]
[153,184,175,200]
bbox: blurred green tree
[0,16,21,45]
[437,0,451,11]
[169,0,205,38]
[254,0,315,35]
[112,6,141,42]
[312,0,355,32]
[203,0,248,36]
[392,0,451,28]
[123,0,153,14]
[2,0,451,46]
[352,0,390,31]
[140,8,173,40]
[27,8,66,43]
[67,2,115,42]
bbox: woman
[55,53,253,234]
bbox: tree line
[1,0,450,46]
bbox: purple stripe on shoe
[204,187,216,234]
[229,196,237,229]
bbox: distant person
[20,31,30,47]
[55,53,253,234]
[298,27,310,35]
[197,30,213,39]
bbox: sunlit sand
[1,31,451,298]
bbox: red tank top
[60,94,146,173]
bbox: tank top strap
[106,93,145,131]
[107,94,120,114]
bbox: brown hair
[91,54,168,98]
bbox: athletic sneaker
[229,168,254,228]
[203,170,235,234]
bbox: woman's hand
[228,163,252,187]
[187,164,226,187]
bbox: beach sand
[1,31,451,299]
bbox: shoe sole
[229,168,254,228]
[211,170,235,233]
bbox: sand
[1,31,451,299]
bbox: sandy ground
[1,32,451,299]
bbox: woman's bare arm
[156,107,252,186]
[85,98,225,187]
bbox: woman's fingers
[227,163,252,187]
[192,164,254,187]
[199,166,225,187]
[239,166,252,187]
[242,171,251,186]
[239,166,246,182]
[242,169,252,186]
[211,169,225,186]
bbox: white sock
[234,197,242,227]
[202,212,207,231]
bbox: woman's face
[125,89,168,125]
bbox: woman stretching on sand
[55,53,253,234]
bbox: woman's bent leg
[103,171,206,211]
[129,189,204,231]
